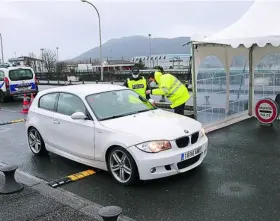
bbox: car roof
[0,66,33,71]
[39,84,127,97]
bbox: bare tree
[27,52,38,70]
[42,49,57,72]
[56,61,67,73]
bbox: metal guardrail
[155,102,194,111]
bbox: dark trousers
[174,103,185,115]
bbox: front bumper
[128,136,208,180]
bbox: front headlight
[200,127,206,137]
[135,140,171,153]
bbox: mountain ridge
[72,35,191,61]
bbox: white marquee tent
[190,0,280,131]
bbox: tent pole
[248,45,255,116]
[191,42,198,120]
[224,46,230,116]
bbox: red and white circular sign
[255,98,279,124]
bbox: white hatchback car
[26,84,208,185]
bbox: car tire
[0,90,5,103]
[28,127,48,156]
[0,90,9,103]
[107,147,139,186]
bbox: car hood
[100,109,202,141]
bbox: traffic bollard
[98,206,122,221]
[96,80,98,84]
[0,165,23,194]
[69,80,72,85]
[111,81,113,84]
[82,80,85,84]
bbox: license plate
[17,87,28,91]
[181,146,202,161]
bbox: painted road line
[48,169,96,188]
[0,108,17,113]
[67,169,96,181]
[0,119,25,126]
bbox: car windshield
[9,69,33,81]
[86,89,157,121]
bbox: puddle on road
[217,181,257,198]
[0,126,12,133]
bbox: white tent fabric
[192,1,280,48]
[189,0,280,131]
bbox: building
[76,59,136,73]
[8,56,47,72]
[131,54,191,69]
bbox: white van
[0,66,39,103]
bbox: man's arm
[123,79,128,87]
[151,86,168,96]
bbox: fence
[35,71,190,83]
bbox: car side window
[0,71,4,81]
[57,93,86,116]
[39,93,58,111]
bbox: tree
[154,65,164,72]
[42,49,57,72]
[134,58,145,69]
[27,53,38,70]
[56,61,67,73]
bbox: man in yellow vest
[123,67,150,99]
[146,70,190,115]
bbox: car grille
[177,154,201,170]
[191,132,199,144]
[175,131,199,148]
[175,137,190,148]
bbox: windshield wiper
[100,110,150,121]
[100,114,130,121]
[135,109,150,113]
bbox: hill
[72,35,190,61]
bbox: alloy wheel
[109,150,132,183]
[28,129,42,154]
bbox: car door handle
[53,119,60,124]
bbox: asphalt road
[1,86,280,221]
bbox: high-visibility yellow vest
[153,73,190,108]
[127,77,147,98]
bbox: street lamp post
[148,34,151,68]
[56,47,59,72]
[40,48,44,72]
[81,0,103,81]
[0,33,4,64]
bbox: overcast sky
[0,0,253,60]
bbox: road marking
[0,108,17,113]
[0,126,12,133]
[47,169,96,188]
[0,119,25,126]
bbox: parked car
[25,84,208,185]
[0,66,39,103]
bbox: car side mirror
[71,112,87,120]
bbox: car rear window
[9,69,33,81]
